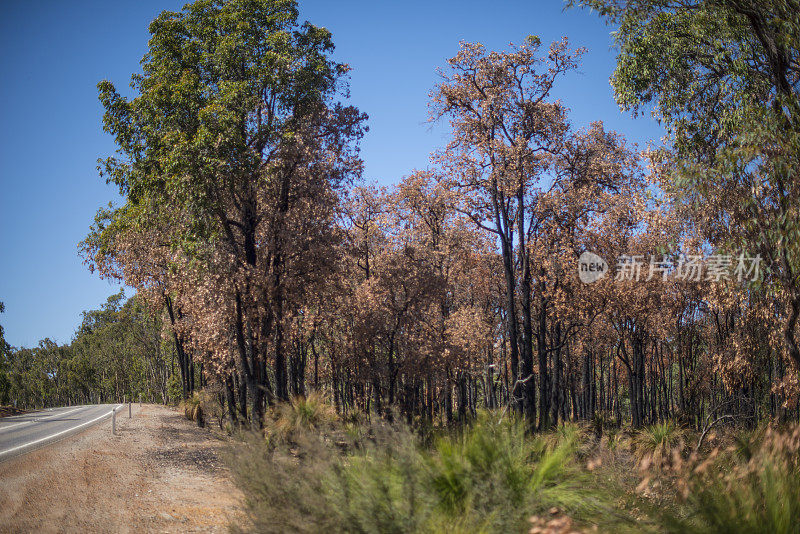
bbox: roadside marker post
[128,402,132,418]
[112,408,116,435]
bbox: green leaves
[95,0,351,242]
[87,0,365,283]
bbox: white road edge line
[0,406,87,433]
[0,404,123,457]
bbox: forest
[2,0,800,532]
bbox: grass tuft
[633,421,685,468]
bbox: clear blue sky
[0,0,663,348]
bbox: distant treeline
[0,292,194,409]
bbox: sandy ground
[0,404,246,533]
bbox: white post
[112,409,116,435]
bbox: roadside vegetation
[226,395,800,534]
[0,291,188,408]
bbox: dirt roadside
[0,404,246,533]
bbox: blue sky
[0,0,663,348]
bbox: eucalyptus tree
[430,37,645,428]
[431,37,583,425]
[88,0,366,424]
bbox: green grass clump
[426,414,594,531]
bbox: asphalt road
[0,404,123,461]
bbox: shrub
[427,412,543,527]
[229,431,340,533]
[230,418,426,533]
[326,423,429,533]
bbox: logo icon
[579,251,608,284]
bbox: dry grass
[659,424,800,534]
[180,393,205,427]
[269,392,338,437]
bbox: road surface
[0,404,122,461]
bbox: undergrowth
[658,425,800,534]
[227,397,800,533]
[229,402,633,533]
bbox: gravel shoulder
[0,404,245,533]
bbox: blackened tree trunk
[537,296,550,430]
[165,295,191,400]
